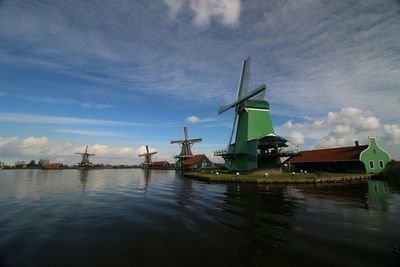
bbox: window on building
[369,161,375,169]
[379,160,384,169]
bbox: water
[0,169,399,267]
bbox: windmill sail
[218,58,267,148]
[237,57,250,99]
[75,145,95,166]
[138,145,157,165]
[170,127,203,160]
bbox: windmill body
[138,145,157,168]
[170,127,202,168]
[214,58,293,171]
[75,145,95,168]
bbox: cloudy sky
[0,0,399,165]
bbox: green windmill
[214,58,291,171]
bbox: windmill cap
[244,99,269,109]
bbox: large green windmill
[214,58,290,171]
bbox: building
[287,137,390,174]
[149,161,170,168]
[182,154,213,170]
[46,163,64,169]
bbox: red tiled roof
[288,145,368,163]
[150,161,169,166]
[182,154,204,165]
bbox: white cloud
[75,144,138,157]
[164,0,241,26]
[277,106,399,159]
[136,145,158,155]
[80,102,114,109]
[54,129,123,137]
[0,136,49,158]
[289,132,304,146]
[0,136,160,165]
[0,113,173,127]
[185,115,217,124]
[383,124,400,144]
[326,107,380,132]
[186,116,201,123]
[22,136,48,146]
[189,0,241,26]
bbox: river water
[0,169,399,267]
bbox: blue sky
[0,0,399,164]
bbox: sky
[0,0,399,165]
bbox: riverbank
[184,172,372,184]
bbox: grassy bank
[184,171,370,184]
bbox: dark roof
[182,154,205,165]
[288,145,368,163]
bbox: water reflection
[367,180,393,212]
[140,168,151,191]
[217,184,298,265]
[295,182,369,209]
[79,170,89,192]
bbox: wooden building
[149,161,170,169]
[287,137,390,174]
[182,154,213,170]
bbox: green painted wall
[234,100,274,149]
[227,100,275,171]
[359,137,391,174]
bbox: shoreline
[184,172,372,184]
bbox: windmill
[214,58,291,170]
[170,127,202,167]
[138,145,157,167]
[75,145,95,167]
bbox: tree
[14,161,26,168]
[26,160,37,168]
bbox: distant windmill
[75,145,95,167]
[170,127,202,164]
[138,145,157,166]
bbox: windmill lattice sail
[138,145,157,166]
[170,127,203,163]
[75,145,95,167]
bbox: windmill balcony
[214,149,229,157]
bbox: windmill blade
[184,127,188,140]
[149,152,157,155]
[189,138,202,143]
[170,140,183,144]
[218,102,237,115]
[218,84,266,115]
[138,153,146,157]
[228,111,239,147]
[85,145,88,154]
[146,145,149,154]
[237,57,250,99]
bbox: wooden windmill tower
[170,127,202,167]
[75,145,95,167]
[138,145,157,167]
[214,58,291,171]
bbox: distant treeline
[381,160,400,181]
